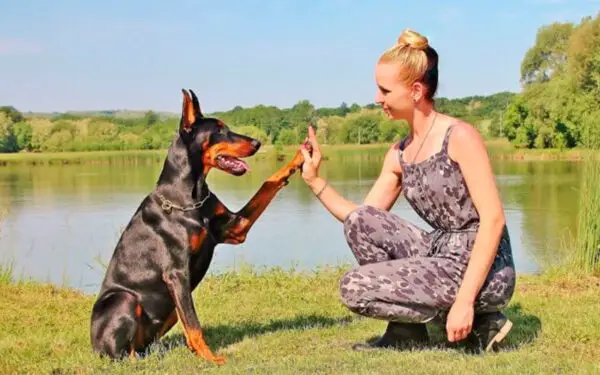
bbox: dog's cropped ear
[189,89,203,118]
[180,89,203,132]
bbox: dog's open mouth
[215,155,250,176]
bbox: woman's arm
[362,143,403,210]
[445,122,507,342]
[300,126,403,222]
[304,176,358,222]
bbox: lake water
[0,148,583,294]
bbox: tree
[143,111,159,126]
[343,113,380,144]
[0,106,24,123]
[275,128,297,145]
[233,125,270,145]
[520,22,574,85]
[566,13,600,93]
[12,122,33,151]
[507,11,600,149]
[0,112,18,152]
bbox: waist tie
[427,225,480,256]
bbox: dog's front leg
[162,270,225,365]
[221,147,309,244]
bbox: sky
[1,0,599,114]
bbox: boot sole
[485,319,513,352]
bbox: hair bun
[397,28,429,50]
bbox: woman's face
[374,61,423,121]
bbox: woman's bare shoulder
[442,116,487,160]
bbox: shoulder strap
[396,136,409,165]
[441,124,456,154]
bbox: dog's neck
[155,134,209,207]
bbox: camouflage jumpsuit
[340,125,516,323]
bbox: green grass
[574,157,600,273]
[0,263,14,285]
[1,266,599,374]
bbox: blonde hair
[379,28,439,101]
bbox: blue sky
[1,0,599,114]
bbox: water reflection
[0,150,582,293]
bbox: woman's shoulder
[441,115,488,161]
[440,115,483,144]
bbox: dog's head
[178,89,261,176]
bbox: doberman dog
[90,89,310,364]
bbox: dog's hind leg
[90,291,143,360]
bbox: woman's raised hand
[299,125,322,186]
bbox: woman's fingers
[300,146,313,167]
[308,125,321,156]
[446,324,471,342]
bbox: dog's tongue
[218,155,251,174]
[227,156,250,173]
[237,158,250,172]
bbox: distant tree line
[0,90,513,153]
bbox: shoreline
[0,141,598,167]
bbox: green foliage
[12,122,32,151]
[233,125,270,145]
[1,86,513,154]
[275,128,299,145]
[506,11,600,149]
[520,22,574,85]
[0,113,19,152]
[343,113,380,144]
[574,157,600,274]
[0,106,24,123]
[378,117,408,142]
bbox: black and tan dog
[90,89,309,364]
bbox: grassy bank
[487,140,600,161]
[1,140,599,167]
[1,267,599,374]
[0,149,167,167]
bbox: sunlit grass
[1,264,599,374]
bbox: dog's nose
[251,140,261,149]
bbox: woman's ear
[411,82,426,103]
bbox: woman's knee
[343,205,367,232]
[343,205,387,243]
[339,268,370,314]
[343,206,368,249]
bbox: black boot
[352,321,429,351]
[466,311,513,353]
